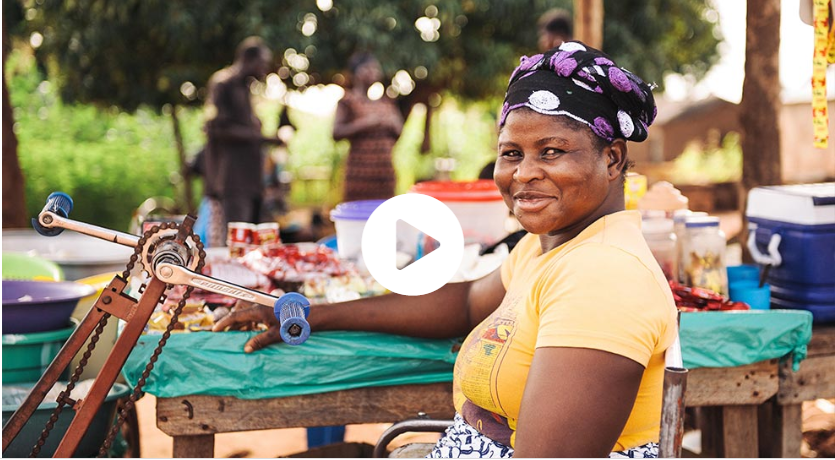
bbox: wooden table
[153,325,832,458]
[156,360,784,458]
[766,325,835,457]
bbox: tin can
[257,222,281,248]
[227,222,257,258]
[227,222,256,245]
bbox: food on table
[669,280,749,312]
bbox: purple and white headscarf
[500,41,657,143]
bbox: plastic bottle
[624,173,648,210]
[680,216,728,295]
[642,218,678,281]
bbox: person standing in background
[537,8,574,52]
[333,52,404,202]
[204,36,283,228]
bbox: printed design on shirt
[456,292,523,417]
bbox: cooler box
[746,183,835,323]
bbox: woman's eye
[542,148,564,157]
[500,150,521,159]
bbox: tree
[3,7,28,228]
[739,0,781,258]
[9,0,720,202]
[16,0,719,106]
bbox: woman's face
[355,59,382,87]
[494,109,620,236]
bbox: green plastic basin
[2,381,131,457]
[2,322,75,384]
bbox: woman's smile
[513,190,556,213]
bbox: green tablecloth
[123,309,813,399]
[680,310,812,371]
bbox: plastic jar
[673,211,707,282]
[680,216,728,295]
[642,218,678,281]
[409,180,508,248]
[329,200,385,260]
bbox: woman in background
[333,52,404,201]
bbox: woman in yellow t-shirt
[215,41,677,458]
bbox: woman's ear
[606,139,628,181]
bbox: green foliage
[12,0,720,110]
[604,0,721,90]
[8,48,499,229]
[670,131,742,184]
[7,49,205,231]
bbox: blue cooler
[746,183,835,323]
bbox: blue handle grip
[32,192,74,237]
[273,292,311,345]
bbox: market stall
[121,309,814,458]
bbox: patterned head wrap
[500,41,657,143]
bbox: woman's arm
[512,348,644,458]
[332,99,380,140]
[213,268,506,352]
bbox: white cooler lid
[746,182,835,225]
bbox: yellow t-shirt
[452,210,678,451]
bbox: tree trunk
[3,19,28,229]
[574,0,604,50]
[170,105,194,214]
[739,0,782,256]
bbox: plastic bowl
[2,229,134,281]
[2,280,95,334]
[2,381,131,458]
[2,321,76,383]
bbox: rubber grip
[274,292,311,346]
[32,192,74,236]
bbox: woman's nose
[513,157,545,183]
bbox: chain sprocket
[28,221,205,458]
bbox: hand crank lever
[33,191,140,247]
[154,262,311,345]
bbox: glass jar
[680,216,728,295]
[673,211,707,283]
[642,218,678,281]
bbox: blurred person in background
[204,36,283,228]
[332,52,404,202]
[537,8,574,52]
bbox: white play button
[362,194,464,296]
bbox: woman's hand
[212,300,283,353]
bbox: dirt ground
[135,394,441,458]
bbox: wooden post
[739,0,782,258]
[573,0,604,49]
[173,434,215,458]
[722,405,759,458]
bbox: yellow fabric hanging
[812,0,834,148]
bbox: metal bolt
[159,266,174,278]
[102,296,112,305]
[42,215,53,224]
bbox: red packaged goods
[240,244,352,283]
[669,280,750,312]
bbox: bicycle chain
[28,222,205,458]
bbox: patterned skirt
[426,414,659,458]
